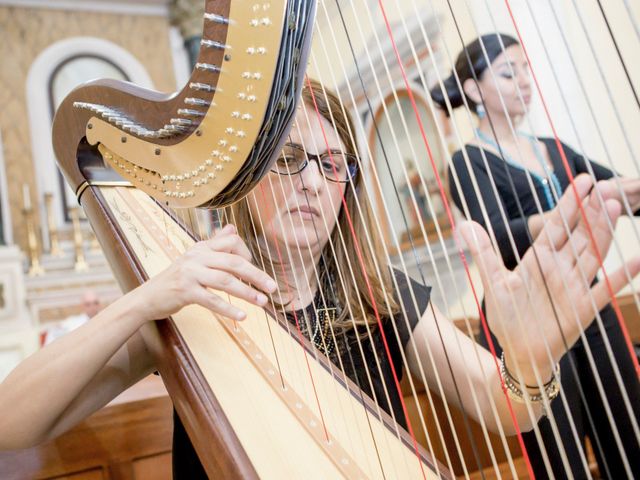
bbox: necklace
[287,297,336,357]
[475,129,562,209]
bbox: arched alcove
[26,36,154,235]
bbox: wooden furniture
[0,376,171,480]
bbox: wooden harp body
[52,0,449,478]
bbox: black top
[172,269,431,479]
[449,138,624,270]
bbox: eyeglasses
[271,143,359,184]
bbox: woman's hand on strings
[459,173,640,383]
[600,177,640,214]
[137,224,277,323]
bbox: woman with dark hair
[0,78,635,479]
[431,32,640,479]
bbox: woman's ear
[463,78,482,105]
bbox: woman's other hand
[460,174,640,383]
[135,224,277,324]
[600,177,640,213]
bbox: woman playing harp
[431,33,640,478]
[0,77,637,477]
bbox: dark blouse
[449,138,625,270]
[172,269,431,479]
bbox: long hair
[226,79,398,331]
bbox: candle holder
[69,207,88,272]
[23,207,44,277]
[44,193,63,257]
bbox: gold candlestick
[44,193,63,257]
[89,229,101,253]
[69,207,88,272]
[24,207,44,277]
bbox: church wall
[0,5,177,250]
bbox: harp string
[307,35,461,475]
[397,6,532,475]
[238,198,289,392]
[312,3,528,474]
[364,0,636,476]
[622,0,640,42]
[504,1,640,469]
[365,3,555,477]
[296,82,459,476]
[265,144,393,476]
[367,1,548,472]
[306,24,477,476]
[503,0,640,377]
[253,145,401,476]
[450,9,601,478]
[453,2,612,475]
[316,0,544,474]
[288,73,460,474]
[594,0,640,110]
[479,0,640,472]
[320,3,504,474]
[301,76,432,478]
[263,166,393,464]
[440,0,640,474]
[438,2,636,476]
[256,180,335,444]
[535,0,640,280]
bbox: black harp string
[316,1,510,476]
[567,0,640,166]
[256,158,409,476]
[245,183,342,451]
[260,159,397,476]
[290,95,422,477]
[537,0,640,247]
[307,40,460,477]
[441,3,618,477]
[317,7,485,478]
[520,0,640,458]
[264,166,380,458]
[370,3,552,472]
[507,0,640,456]
[324,0,556,474]
[344,0,552,472]
[594,0,640,110]
[462,1,614,474]
[450,0,640,474]
[267,134,389,477]
[392,2,533,475]
[551,0,640,251]
[296,70,456,476]
[404,0,584,476]
[297,69,475,476]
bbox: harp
[51,0,640,478]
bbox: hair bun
[430,75,464,117]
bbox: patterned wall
[0,5,177,249]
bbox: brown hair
[226,79,398,331]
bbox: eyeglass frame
[270,143,359,184]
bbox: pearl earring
[476,104,486,118]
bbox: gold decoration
[23,207,44,277]
[44,192,63,257]
[69,207,88,272]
